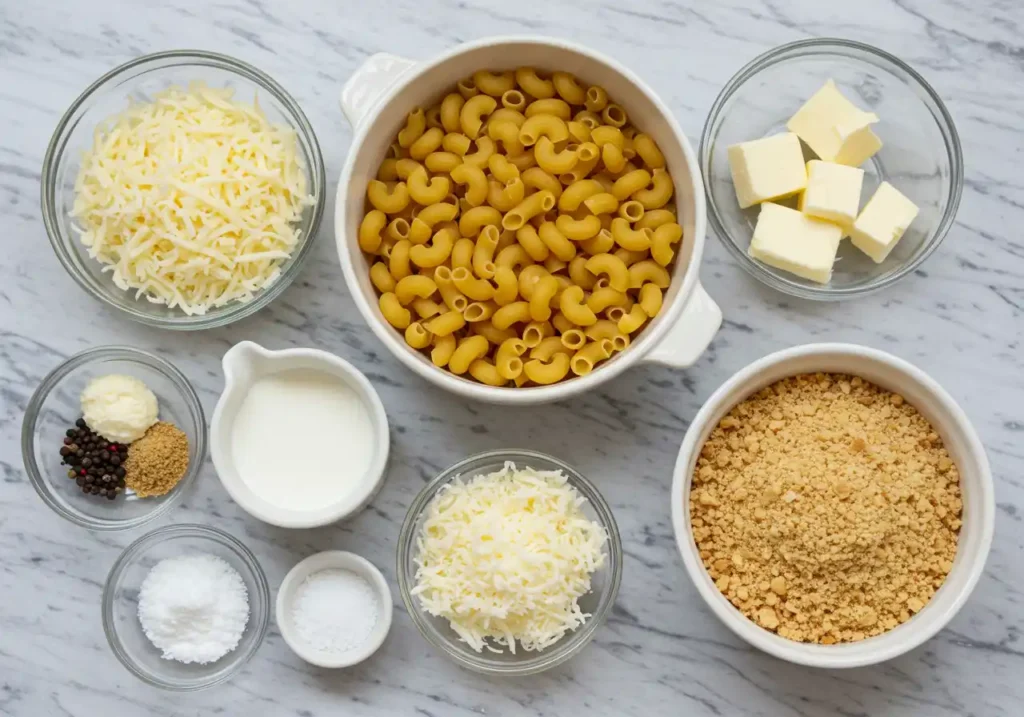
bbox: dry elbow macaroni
[362,67,683,387]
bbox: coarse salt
[290,568,379,655]
[137,553,249,664]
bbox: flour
[137,553,249,664]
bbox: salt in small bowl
[276,550,393,668]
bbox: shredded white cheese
[71,83,315,315]
[412,462,608,653]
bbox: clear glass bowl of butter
[41,50,326,329]
[701,38,963,299]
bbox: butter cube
[799,160,864,225]
[728,133,807,209]
[787,80,883,166]
[749,202,843,284]
[849,182,919,263]
[833,112,883,167]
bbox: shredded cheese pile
[71,83,315,315]
[412,462,608,653]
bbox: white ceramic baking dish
[671,343,994,668]
[335,36,721,405]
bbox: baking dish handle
[340,53,417,128]
[643,281,722,369]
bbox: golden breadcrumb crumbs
[689,373,961,644]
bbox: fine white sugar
[137,553,249,664]
[291,568,379,655]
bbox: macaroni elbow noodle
[611,217,653,251]
[361,65,681,386]
[408,167,450,205]
[628,260,671,289]
[459,205,503,237]
[633,169,675,209]
[538,222,577,262]
[503,191,555,231]
[468,358,506,386]
[431,334,457,367]
[555,214,602,241]
[359,210,387,253]
[449,335,490,374]
[395,275,438,305]
[427,309,467,337]
[651,222,683,266]
[525,98,571,120]
[405,321,432,349]
[559,286,598,327]
[524,354,571,385]
[585,253,630,292]
[452,266,496,301]
[440,93,465,133]
[410,228,455,268]
[398,108,426,148]
[367,180,411,214]
[529,275,560,322]
[552,72,586,104]
[380,292,411,329]
[473,70,516,97]
[492,301,531,330]
[515,67,555,99]
[535,137,579,174]
[519,114,569,146]
[460,94,498,139]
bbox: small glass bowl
[397,449,622,675]
[700,38,963,300]
[102,524,271,690]
[41,50,326,329]
[21,346,206,530]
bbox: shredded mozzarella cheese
[412,462,607,653]
[71,83,315,315]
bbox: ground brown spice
[689,373,962,644]
[124,422,189,498]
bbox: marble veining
[1,0,1022,715]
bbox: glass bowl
[102,524,271,690]
[397,449,623,675]
[700,38,963,300]
[41,50,326,329]
[22,346,206,530]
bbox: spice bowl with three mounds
[276,550,393,668]
[22,346,206,531]
[102,523,271,690]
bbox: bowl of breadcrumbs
[671,343,994,668]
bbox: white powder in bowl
[290,568,379,655]
[137,553,249,664]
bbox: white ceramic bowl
[670,343,994,668]
[335,36,721,405]
[210,342,390,528]
[275,550,393,668]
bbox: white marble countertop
[2,0,1022,714]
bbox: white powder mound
[137,553,249,664]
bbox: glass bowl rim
[101,522,271,691]
[40,49,327,329]
[21,345,207,531]
[396,448,624,675]
[699,37,964,301]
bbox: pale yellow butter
[786,80,882,166]
[849,182,919,263]
[749,202,843,284]
[799,160,865,226]
[727,132,807,209]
